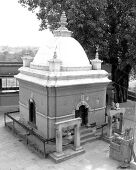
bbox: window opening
[29,99,36,124]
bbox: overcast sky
[0,0,44,47]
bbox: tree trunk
[112,63,131,103]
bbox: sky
[0,0,45,47]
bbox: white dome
[31,29,55,66]
[31,11,91,71]
[55,37,90,67]
[32,34,90,68]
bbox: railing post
[107,115,112,139]
[119,112,124,134]
[74,123,82,151]
[12,120,15,133]
[4,113,6,126]
[43,142,47,158]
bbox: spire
[60,11,68,28]
[53,11,72,37]
[48,46,62,72]
[90,45,102,70]
[53,51,57,59]
[95,45,99,60]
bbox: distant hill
[0,46,38,62]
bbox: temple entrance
[75,105,88,126]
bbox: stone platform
[49,147,85,163]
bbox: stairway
[80,126,101,145]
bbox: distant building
[0,62,22,113]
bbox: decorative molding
[19,101,28,109]
[75,102,106,113]
[51,113,75,120]
[19,101,106,122]
[89,106,106,112]
[19,101,74,120]
[37,111,75,120]
[36,111,47,118]
[76,100,91,111]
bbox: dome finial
[60,11,68,28]
[53,45,58,59]
[53,11,72,37]
[95,45,99,59]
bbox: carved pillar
[74,123,82,151]
[119,112,124,134]
[55,126,64,156]
[87,110,90,126]
[87,109,92,127]
[107,116,113,139]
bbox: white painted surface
[32,33,90,68]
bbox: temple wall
[54,83,107,125]
[19,81,47,114]
[36,113,47,138]
[18,79,108,139]
[19,81,48,138]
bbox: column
[55,126,64,156]
[86,109,90,127]
[74,123,82,151]
[107,115,113,139]
[119,112,124,134]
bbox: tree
[18,0,136,103]
[105,0,136,102]
[19,0,107,57]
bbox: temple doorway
[75,105,88,126]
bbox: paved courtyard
[0,100,136,170]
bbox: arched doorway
[75,105,88,126]
[29,99,36,124]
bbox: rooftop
[16,12,110,87]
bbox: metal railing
[4,111,55,158]
[1,77,19,90]
[128,90,136,101]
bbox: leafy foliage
[18,0,136,61]
[18,0,108,58]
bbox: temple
[15,12,111,162]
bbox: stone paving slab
[0,100,136,170]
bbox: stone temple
[15,12,110,162]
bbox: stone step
[81,136,98,145]
[80,127,94,135]
[80,126,102,145]
[80,132,95,141]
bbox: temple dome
[31,29,55,66]
[31,12,91,71]
[17,11,110,88]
